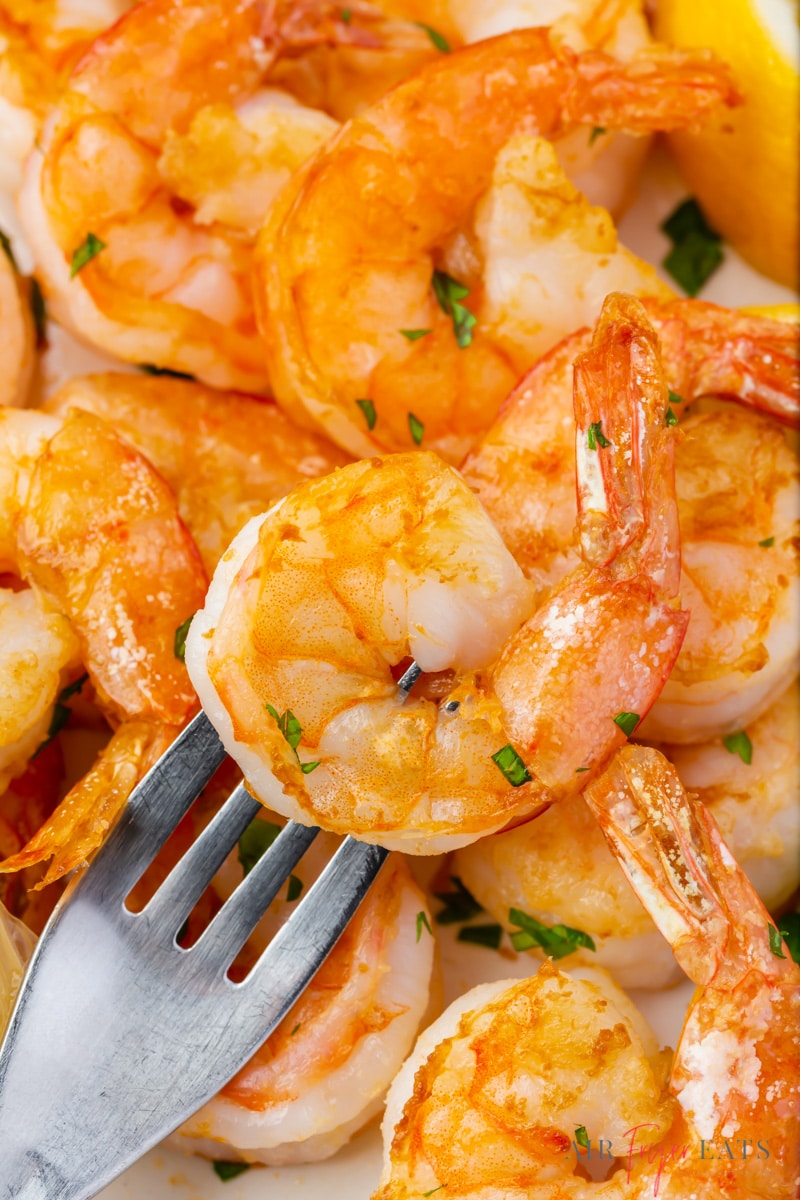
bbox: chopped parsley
[758,536,775,548]
[575,1125,590,1150]
[0,228,18,270]
[722,730,752,765]
[33,673,89,757]
[291,1022,302,1035]
[491,744,531,787]
[139,363,196,380]
[668,389,684,407]
[286,874,303,902]
[30,278,47,346]
[509,907,595,960]
[661,198,723,297]
[400,328,432,341]
[575,766,590,774]
[300,760,321,774]
[414,21,451,52]
[587,421,611,450]
[778,911,800,964]
[173,615,193,662]
[613,711,640,737]
[212,1161,251,1181]
[408,412,425,445]
[665,406,678,427]
[266,704,303,751]
[238,817,282,877]
[768,924,786,958]
[355,397,376,431]
[434,876,483,925]
[588,126,605,145]
[457,923,503,950]
[423,1188,445,1198]
[341,6,351,22]
[431,269,476,348]
[70,232,106,278]
[416,910,433,941]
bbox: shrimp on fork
[0,239,35,408]
[375,746,800,1198]
[186,293,687,850]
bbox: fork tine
[142,782,261,939]
[191,821,320,971]
[86,710,226,899]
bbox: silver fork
[0,709,390,1199]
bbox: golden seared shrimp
[256,30,737,460]
[639,406,799,743]
[45,371,351,573]
[19,0,431,389]
[454,681,800,989]
[0,240,35,407]
[461,298,800,598]
[186,295,686,850]
[376,748,800,1199]
[172,849,435,1165]
[0,406,207,887]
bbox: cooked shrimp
[0,899,35,1036]
[461,297,799,598]
[376,746,800,1198]
[0,239,35,407]
[0,405,207,886]
[172,849,435,1165]
[186,295,686,850]
[0,739,66,931]
[45,371,352,573]
[454,681,800,990]
[256,30,737,460]
[20,0,429,389]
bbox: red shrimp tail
[573,292,683,599]
[649,299,800,428]
[566,46,742,133]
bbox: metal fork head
[0,712,387,1200]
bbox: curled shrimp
[255,28,737,460]
[171,845,435,1165]
[376,746,800,1198]
[20,0,429,388]
[186,293,686,851]
[45,371,351,573]
[0,406,207,886]
[453,680,800,989]
[0,239,35,407]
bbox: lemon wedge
[656,0,799,288]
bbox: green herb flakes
[139,363,196,380]
[0,229,17,270]
[491,744,531,787]
[758,536,775,548]
[587,421,611,450]
[431,269,476,348]
[457,923,503,950]
[174,615,193,662]
[575,1125,590,1150]
[238,818,282,877]
[416,910,433,942]
[70,232,106,278]
[434,876,483,926]
[266,704,303,751]
[356,398,376,431]
[613,711,640,737]
[30,278,47,346]
[509,908,595,960]
[661,198,723,297]
[212,1160,251,1181]
[300,760,321,774]
[768,924,786,958]
[778,912,800,965]
[400,328,432,341]
[665,406,678,427]
[723,730,752,765]
[588,126,605,145]
[408,412,425,445]
[414,22,451,52]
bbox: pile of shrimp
[0,0,798,1186]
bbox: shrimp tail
[0,721,178,888]
[565,46,741,133]
[650,298,800,427]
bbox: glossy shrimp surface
[454,681,800,989]
[0,406,207,885]
[45,371,351,573]
[20,0,431,388]
[173,852,435,1165]
[256,28,737,460]
[0,242,35,407]
[186,294,687,850]
[376,747,800,1198]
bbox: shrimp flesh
[0,405,207,886]
[453,680,800,989]
[0,238,35,407]
[45,370,351,573]
[186,294,686,850]
[172,847,435,1165]
[20,0,429,389]
[461,297,799,598]
[375,746,800,1198]
[255,28,737,460]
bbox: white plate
[3,137,795,1200]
